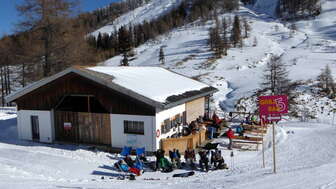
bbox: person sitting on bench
[169,149,181,169]
[198,150,209,172]
[212,149,227,170]
[185,148,196,169]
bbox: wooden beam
[232,140,262,145]
[87,96,90,113]
[234,135,263,142]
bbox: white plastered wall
[110,114,155,151]
[17,110,54,143]
[155,104,185,151]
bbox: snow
[91,0,183,37]
[1,109,336,188]
[88,66,209,103]
[2,0,336,187]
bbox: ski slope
[92,0,183,37]
[1,109,336,188]
[103,0,336,115]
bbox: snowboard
[172,171,195,178]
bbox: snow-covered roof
[6,66,217,110]
[88,66,209,103]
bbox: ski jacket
[226,129,235,139]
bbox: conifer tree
[231,15,242,48]
[317,65,335,95]
[159,47,165,64]
[118,26,131,57]
[222,17,229,55]
[120,53,129,66]
[242,17,251,38]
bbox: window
[175,114,181,125]
[162,119,170,134]
[182,111,187,125]
[205,96,210,115]
[161,114,183,134]
[124,121,144,135]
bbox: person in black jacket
[155,149,165,171]
[185,148,196,169]
[198,150,209,172]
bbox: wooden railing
[161,129,206,155]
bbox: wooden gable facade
[15,72,156,116]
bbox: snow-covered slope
[1,109,336,188]
[92,0,183,37]
[103,0,336,116]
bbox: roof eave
[5,67,76,103]
[162,87,218,110]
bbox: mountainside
[98,0,336,118]
[91,0,183,37]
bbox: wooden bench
[232,140,262,145]
[244,129,267,134]
[243,124,267,130]
[234,135,263,142]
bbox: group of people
[245,114,259,125]
[184,113,223,137]
[154,147,228,173]
[198,149,228,172]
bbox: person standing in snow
[226,128,235,150]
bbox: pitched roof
[6,66,218,110]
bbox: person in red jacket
[212,113,221,125]
[226,128,235,150]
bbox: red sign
[64,122,72,131]
[259,95,288,116]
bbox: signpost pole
[272,121,276,173]
[332,109,335,127]
[261,117,265,168]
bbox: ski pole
[230,151,234,170]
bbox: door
[54,111,111,145]
[31,116,40,141]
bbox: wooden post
[332,109,335,127]
[272,122,276,173]
[87,96,90,113]
[261,118,265,168]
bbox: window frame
[123,120,145,135]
